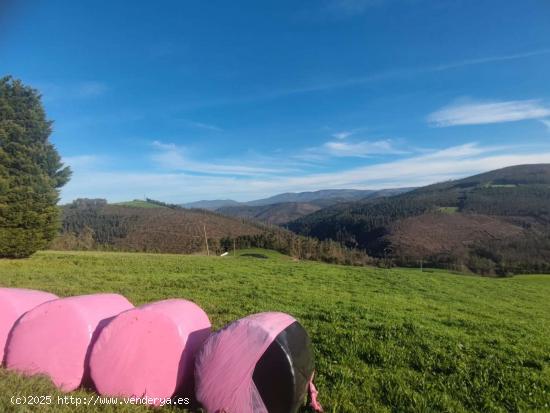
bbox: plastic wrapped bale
[0,288,58,364]
[89,299,211,403]
[195,312,323,413]
[5,293,133,391]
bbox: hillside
[181,187,414,211]
[289,164,550,275]
[245,189,377,206]
[181,199,241,210]
[1,250,549,412]
[52,199,264,254]
[51,199,372,266]
[215,187,414,224]
[217,202,322,225]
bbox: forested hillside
[51,199,372,266]
[289,164,550,275]
[216,187,414,224]
[217,202,322,225]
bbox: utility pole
[233,238,236,256]
[203,224,210,256]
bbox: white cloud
[332,131,353,140]
[431,49,550,72]
[151,140,292,176]
[37,81,108,102]
[60,142,550,204]
[322,139,407,157]
[170,48,550,112]
[75,81,108,98]
[428,99,550,127]
[297,138,408,160]
[62,155,105,170]
[187,120,223,132]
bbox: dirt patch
[387,212,525,258]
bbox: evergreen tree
[0,76,71,258]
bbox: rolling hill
[217,202,322,225]
[245,189,378,206]
[215,187,414,224]
[51,199,264,254]
[50,199,372,266]
[181,187,414,211]
[181,199,241,210]
[288,164,550,275]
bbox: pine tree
[0,76,71,258]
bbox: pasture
[0,250,549,412]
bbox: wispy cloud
[322,139,407,157]
[75,81,108,98]
[151,140,291,176]
[62,154,106,170]
[183,49,550,109]
[297,49,550,96]
[37,80,108,102]
[296,137,409,161]
[430,49,550,72]
[428,99,550,127]
[187,120,224,132]
[332,131,353,140]
[61,142,550,204]
[540,119,550,131]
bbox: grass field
[112,200,164,208]
[0,249,549,412]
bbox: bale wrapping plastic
[5,293,133,391]
[89,299,211,403]
[195,312,317,413]
[0,288,58,364]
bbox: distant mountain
[246,189,376,206]
[215,187,414,224]
[180,189,376,211]
[362,187,417,199]
[288,164,550,275]
[181,199,241,210]
[217,202,323,225]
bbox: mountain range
[56,164,550,275]
[288,164,550,275]
[181,188,413,210]
[185,187,414,225]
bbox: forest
[289,164,550,275]
[51,198,373,267]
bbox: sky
[1,0,550,203]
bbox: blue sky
[2,0,550,203]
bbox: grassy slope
[0,250,549,412]
[111,200,164,208]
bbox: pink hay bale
[89,299,211,403]
[194,312,297,413]
[0,288,58,364]
[5,293,133,391]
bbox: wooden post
[203,224,210,256]
[233,238,236,256]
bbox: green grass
[112,200,164,208]
[1,249,549,412]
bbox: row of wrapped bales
[0,287,320,413]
